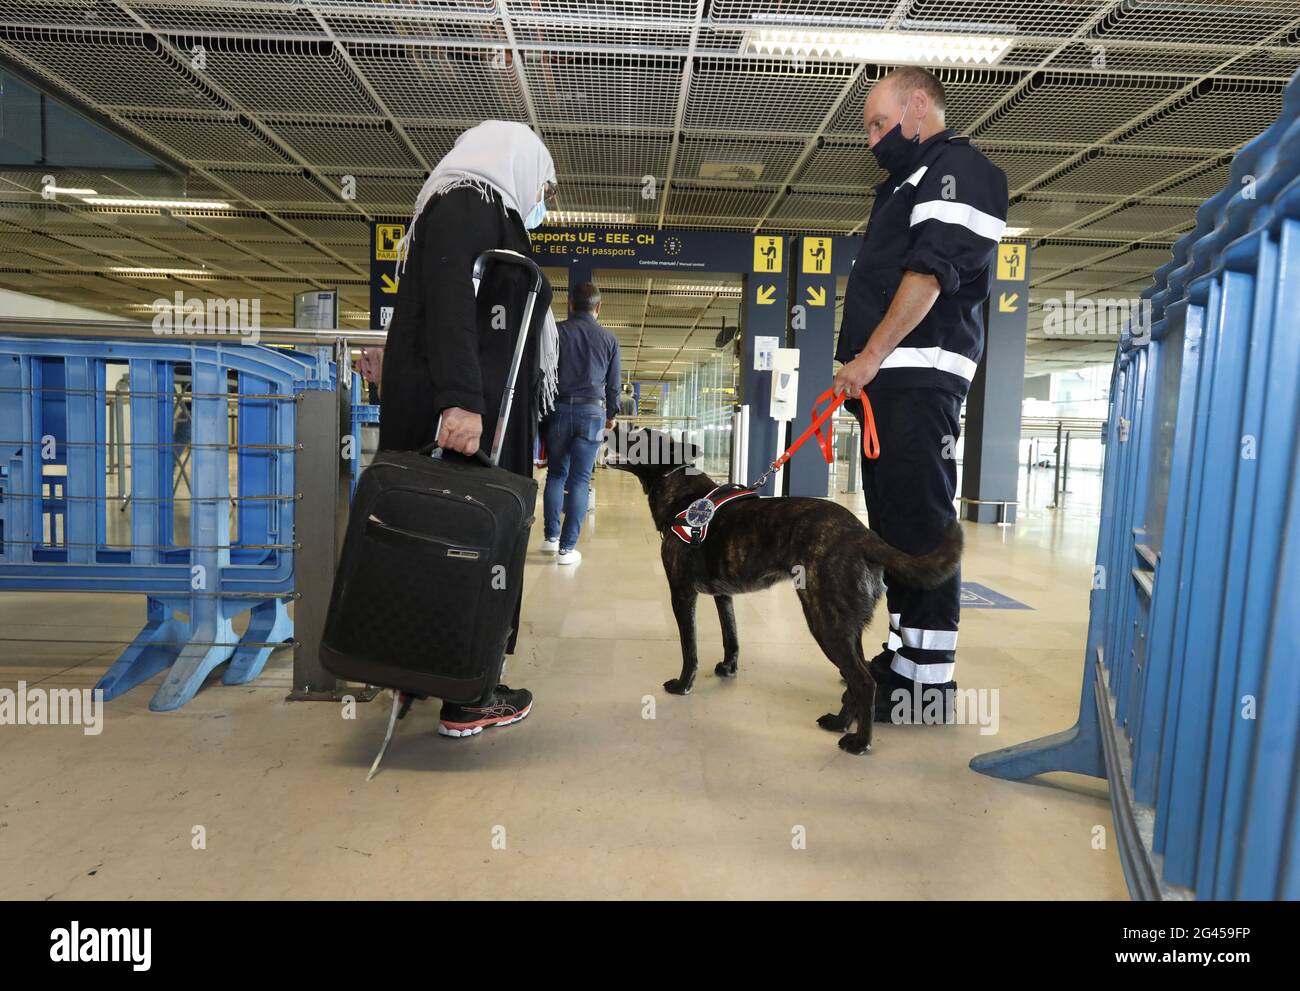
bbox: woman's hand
[439,407,483,456]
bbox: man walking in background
[541,282,621,565]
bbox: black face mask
[870,110,924,178]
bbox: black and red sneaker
[438,684,533,738]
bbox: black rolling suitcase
[320,250,543,747]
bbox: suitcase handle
[426,249,545,468]
[417,438,492,468]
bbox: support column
[567,258,593,293]
[741,235,790,496]
[288,367,353,699]
[787,236,836,497]
[962,242,1032,524]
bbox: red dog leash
[752,388,880,491]
[669,389,880,544]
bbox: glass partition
[659,349,738,481]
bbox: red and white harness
[664,388,881,547]
[669,484,758,545]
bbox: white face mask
[524,198,547,230]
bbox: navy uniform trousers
[847,387,962,686]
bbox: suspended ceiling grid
[0,0,1292,379]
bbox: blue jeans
[543,403,605,551]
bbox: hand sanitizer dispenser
[769,347,800,422]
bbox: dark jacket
[836,131,1008,397]
[554,311,621,420]
[378,186,553,476]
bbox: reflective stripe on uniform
[880,345,978,381]
[909,199,1006,241]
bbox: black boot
[873,666,957,724]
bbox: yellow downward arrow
[381,273,400,295]
[998,291,1019,313]
[756,284,776,305]
[806,285,826,307]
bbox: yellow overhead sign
[753,236,782,273]
[375,223,406,261]
[803,237,831,274]
[997,243,1027,281]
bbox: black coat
[378,185,553,477]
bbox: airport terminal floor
[0,465,1123,900]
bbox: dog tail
[860,519,964,590]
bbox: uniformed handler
[832,66,1009,722]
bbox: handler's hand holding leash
[752,386,879,491]
[832,349,883,397]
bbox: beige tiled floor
[0,465,1125,900]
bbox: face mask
[524,198,547,231]
[870,101,924,178]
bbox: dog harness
[669,484,758,545]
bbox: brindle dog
[607,428,962,754]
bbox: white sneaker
[540,538,559,554]
[557,549,582,566]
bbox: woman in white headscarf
[380,120,558,459]
[378,120,558,734]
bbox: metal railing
[971,69,1300,901]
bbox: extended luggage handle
[429,249,545,468]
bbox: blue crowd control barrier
[0,334,360,711]
[348,377,379,501]
[972,68,1300,900]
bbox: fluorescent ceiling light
[1003,226,1029,237]
[110,266,213,277]
[638,345,718,352]
[699,161,766,181]
[661,283,741,293]
[543,211,635,226]
[743,29,1013,66]
[81,196,232,209]
[43,186,98,196]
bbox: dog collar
[669,485,758,545]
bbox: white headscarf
[395,120,560,417]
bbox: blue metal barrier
[972,69,1300,900]
[0,334,348,711]
[349,380,379,501]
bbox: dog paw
[837,732,872,755]
[714,660,738,678]
[663,678,692,696]
[817,712,849,732]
